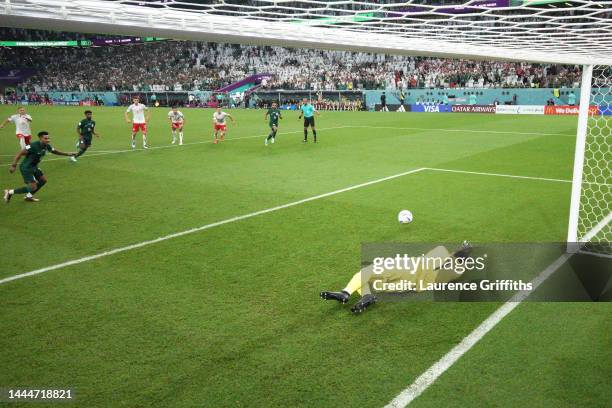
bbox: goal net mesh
[2,1,611,65]
[577,65,611,255]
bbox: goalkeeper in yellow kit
[321,241,472,313]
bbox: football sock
[13,186,31,195]
[179,132,183,144]
[343,271,365,296]
[142,134,148,146]
[76,147,88,157]
[32,179,46,195]
[304,129,308,140]
[313,129,317,141]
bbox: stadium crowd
[0,28,582,93]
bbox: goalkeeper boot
[351,294,377,314]
[320,290,350,304]
[454,241,473,259]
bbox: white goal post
[567,65,611,257]
[0,0,610,254]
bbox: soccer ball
[398,210,413,224]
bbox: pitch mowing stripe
[0,125,352,166]
[0,167,427,286]
[385,253,571,408]
[355,125,572,137]
[425,167,572,184]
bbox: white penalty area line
[426,168,612,188]
[425,167,571,184]
[0,167,427,286]
[0,125,352,166]
[385,253,572,408]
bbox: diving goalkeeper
[321,241,472,314]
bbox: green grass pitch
[0,106,609,407]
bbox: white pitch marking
[0,125,352,166]
[426,167,611,188]
[425,167,571,184]
[0,167,427,285]
[384,253,571,408]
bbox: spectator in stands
[0,28,583,94]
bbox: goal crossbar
[1,0,611,65]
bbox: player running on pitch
[124,96,150,149]
[320,242,472,313]
[0,106,33,149]
[168,106,185,145]
[4,131,75,203]
[298,98,320,143]
[212,107,235,144]
[71,110,99,162]
[264,102,282,146]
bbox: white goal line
[384,253,572,408]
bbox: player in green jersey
[4,131,75,203]
[71,110,100,162]
[264,102,283,146]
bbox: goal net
[0,0,611,254]
[567,65,611,257]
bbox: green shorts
[269,122,279,129]
[20,166,43,184]
[80,136,92,147]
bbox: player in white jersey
[167,106,185,145]
[124,96,150,149]
[212,107,235,144]
[0,106,33,149]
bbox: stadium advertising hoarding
[495,105,545,115]
[91,37,165,46]
[0,41,88,47]
[544,105,600,115]
[374,104,407,112]
[411,104,452,113]
[0,68,36,82]
[0,38,165,47]
[520,0,567,5]
[390,0,509,15]
[451,105,497,113]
